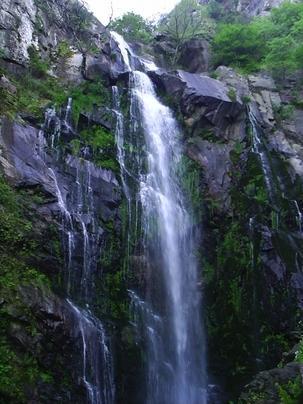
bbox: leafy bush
[212,1,303,76]
[212,20,270,72]
[110,12,154,44]
[28,45,50,78]
[77,126,119,172]
[159,0,215,62]
[227,88,237,101]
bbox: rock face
[240,362,303,403]
[0,0,106,66]
[150,68,245,211]
[199,0,285,17]
[0,118,120,218]
[187,138,233,209]
[150,69,244,137]
[177,39,210,73]
[0,108,122,399]
[0,0,129,86]
[0,0,37,64]
[236,0,285,16]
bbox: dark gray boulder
[240,362,303,403]
[149,69,244,137]
[187,137,233,210]
[177,38,210,73]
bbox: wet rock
[150,69,244,137]
[0,118,57,196]
[187,137,233,210]
[79,106,114,131]
[240,362,303,403]
[249,74,281,127]
[249,74,277,91]
[85,36,129,83]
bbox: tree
[159,0,214,63]
[212,1,303,75]
[212,22,268,72]
[109,12,154,44]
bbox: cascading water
[249,107,303,232]
[112,32,207,404]
[38,100,115,404]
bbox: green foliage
[77,125,119,172]
[17,73,67,117]
[217,222,250,270]
[212,20,270,72]
[212,1,303,75]
[0,338,40,402]
[273,104,295,122]
[110,12,154,44]
[277,377,303,404]
[159,0,215,63]
[70,80,109,124]
[80,126,115,151]
[227,88,237,101]
[0,53,68,119]
[178,156,203,220]
[54,41,74,75]
[295,337,303,363]
[244,174,268,205]
[0,175,50,290]
[28,45,50,78]
[242,95,251,104]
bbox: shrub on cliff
[212,1,303,76]
[109,12,154,44]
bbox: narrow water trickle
[37,101,115,404]
[112,32,207,404]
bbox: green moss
[80,126,115,150]
[0,337,40,402]
[70,80,110,125]
[178,156,203,220]
[76,125,119,172]
[0,174,64,400]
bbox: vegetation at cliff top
[109,12,154,44]
[159,0,215,61]
[213,1,303,75]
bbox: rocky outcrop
[0,0,106,66]
[149,67,246,211]
[150,69,244,139]
[240,361,303,403]
[187,138,233,209]
[0,0,129,85]
[0,116,121,219]
[177,38,210,73]
[199,0,285,17]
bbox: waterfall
[67,300,115,404]
[38,105,115,404]
[112,32,207,404]
[249,109,275,201]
